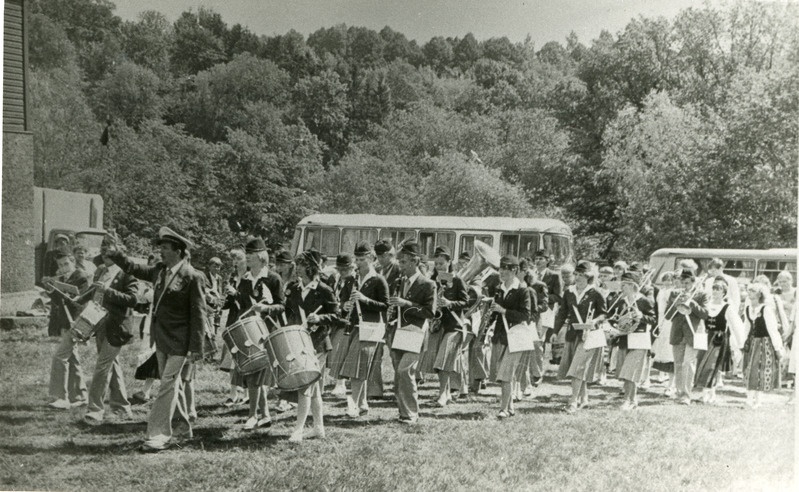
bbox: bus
[291,214,573,266]
[649,248,797,286]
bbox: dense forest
[28,0,798,263]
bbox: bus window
[379,229,415,248]
[437,232,455,257]
[543,234,570,265]
[460,235,493,257]
[419,232,435,258]
[291,228,302,254]
[341,228,378,255]
[500,234,519,256]
[757,260,797,285]
[304,227,320,251]
[721,259,756,280]
[320,228,341,257]
[519,234,541,259]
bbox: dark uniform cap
[244,237,267,254]
[275,250,293,264]
[157,226,194,250]
[398,240,420,257]
[306,247,323,266]
[575,261,592,275]
[458,251,471,261]
[599,266,614,275]
[374,240,393,255]
[499,255,519,268]
[354,241,373,257]
[620,271,641,286]
[679,269,695,280]
[336,253,354,267]
[434,245,452,259]
[534,249,549,259]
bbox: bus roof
[651,248,797,259]
[297,214,571,234]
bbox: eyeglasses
[711,285,724,291]
[499,265,513,271]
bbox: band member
[469,269,500,393]
[743,283,785,408]
[73,244,97,279]
[665,269,709,405]
[456,251,471,273]
[554,261,607,414]
[388,240,436,424]
[274,250,296,285]
[45,253,91,408]
[204,257,224,335]
[431,246,470,407]
[220,247,248,407]
[340,242,389,417]
[703,258,742,311]
[104,227,206,453]
[329,253,356,396]
[284,251,340,442]
[518,260,548,397]
[488,255,531,419]
[84,241,139,423]
[610,272,656,410]
[239,238,283,430]
[419,249,453,380]
[43,233,72,279]
[695,277,745,404]
[131,253,160,404]
[370,239,400,398]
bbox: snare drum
[71,301,107,342]
[222,316,271,375]
[264,325,321,391]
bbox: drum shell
[71,301,107,342]
[265,326,321,391]
[222,316,271,376]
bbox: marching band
[42,228,796,452]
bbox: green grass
[0,326,794,491]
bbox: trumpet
[387,276,403,324]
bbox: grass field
[0,325,794,491]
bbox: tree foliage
[28,0,798,261]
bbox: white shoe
[243,416,258,430]
[49,399,71,409]
[275,400,294,413]
[256,417,272,429]
[346,406,360,418]
[288,429,304,443]
[331,382,347,397]
[523,385,534,397]
[83,410,104,423]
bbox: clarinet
[387,275,404,325]
[343,272,359,334]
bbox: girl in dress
[488,255,531,419]
[743,283,785,408]
[554,261,607,414]
[611,272,656,410]
[694,278,745,404]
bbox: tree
[171,53,290,141]
[121,11,172,77]
[454,33,481,71]
[170,11,228,75]
[292,69,351,164]
[92,62,164,127]
[423,37,454,75]
[28,13,76,71]
[420,153,534,217]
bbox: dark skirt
[434,331,464,373]
[695,331,732,388]
[134,352,160,380]
[340,328,381,381]
[327,327,351,379]
[419,327,444,374]
[744,336,781,391]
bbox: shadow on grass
[420,410,491,421]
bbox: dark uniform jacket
[379,260,402,288]
[666,290,708,346]
[343,270,389,327]
[245,269,285,332]
[536,267,563,308]
[92,265,139,346]
[110,252,206,356]
[284,280,341,353]
[608,294,656,350]
[554,285,607,343]
[47,269,91,337]
[489,279,531,346]
[398,272,436,330]
[437,275,469,333]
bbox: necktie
[402,277,410,297]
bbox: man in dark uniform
[375,240,401,287]
[388,240,436,424]
[46,253,91,408]
[104,227,206,452]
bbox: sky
[112,0,708,46]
